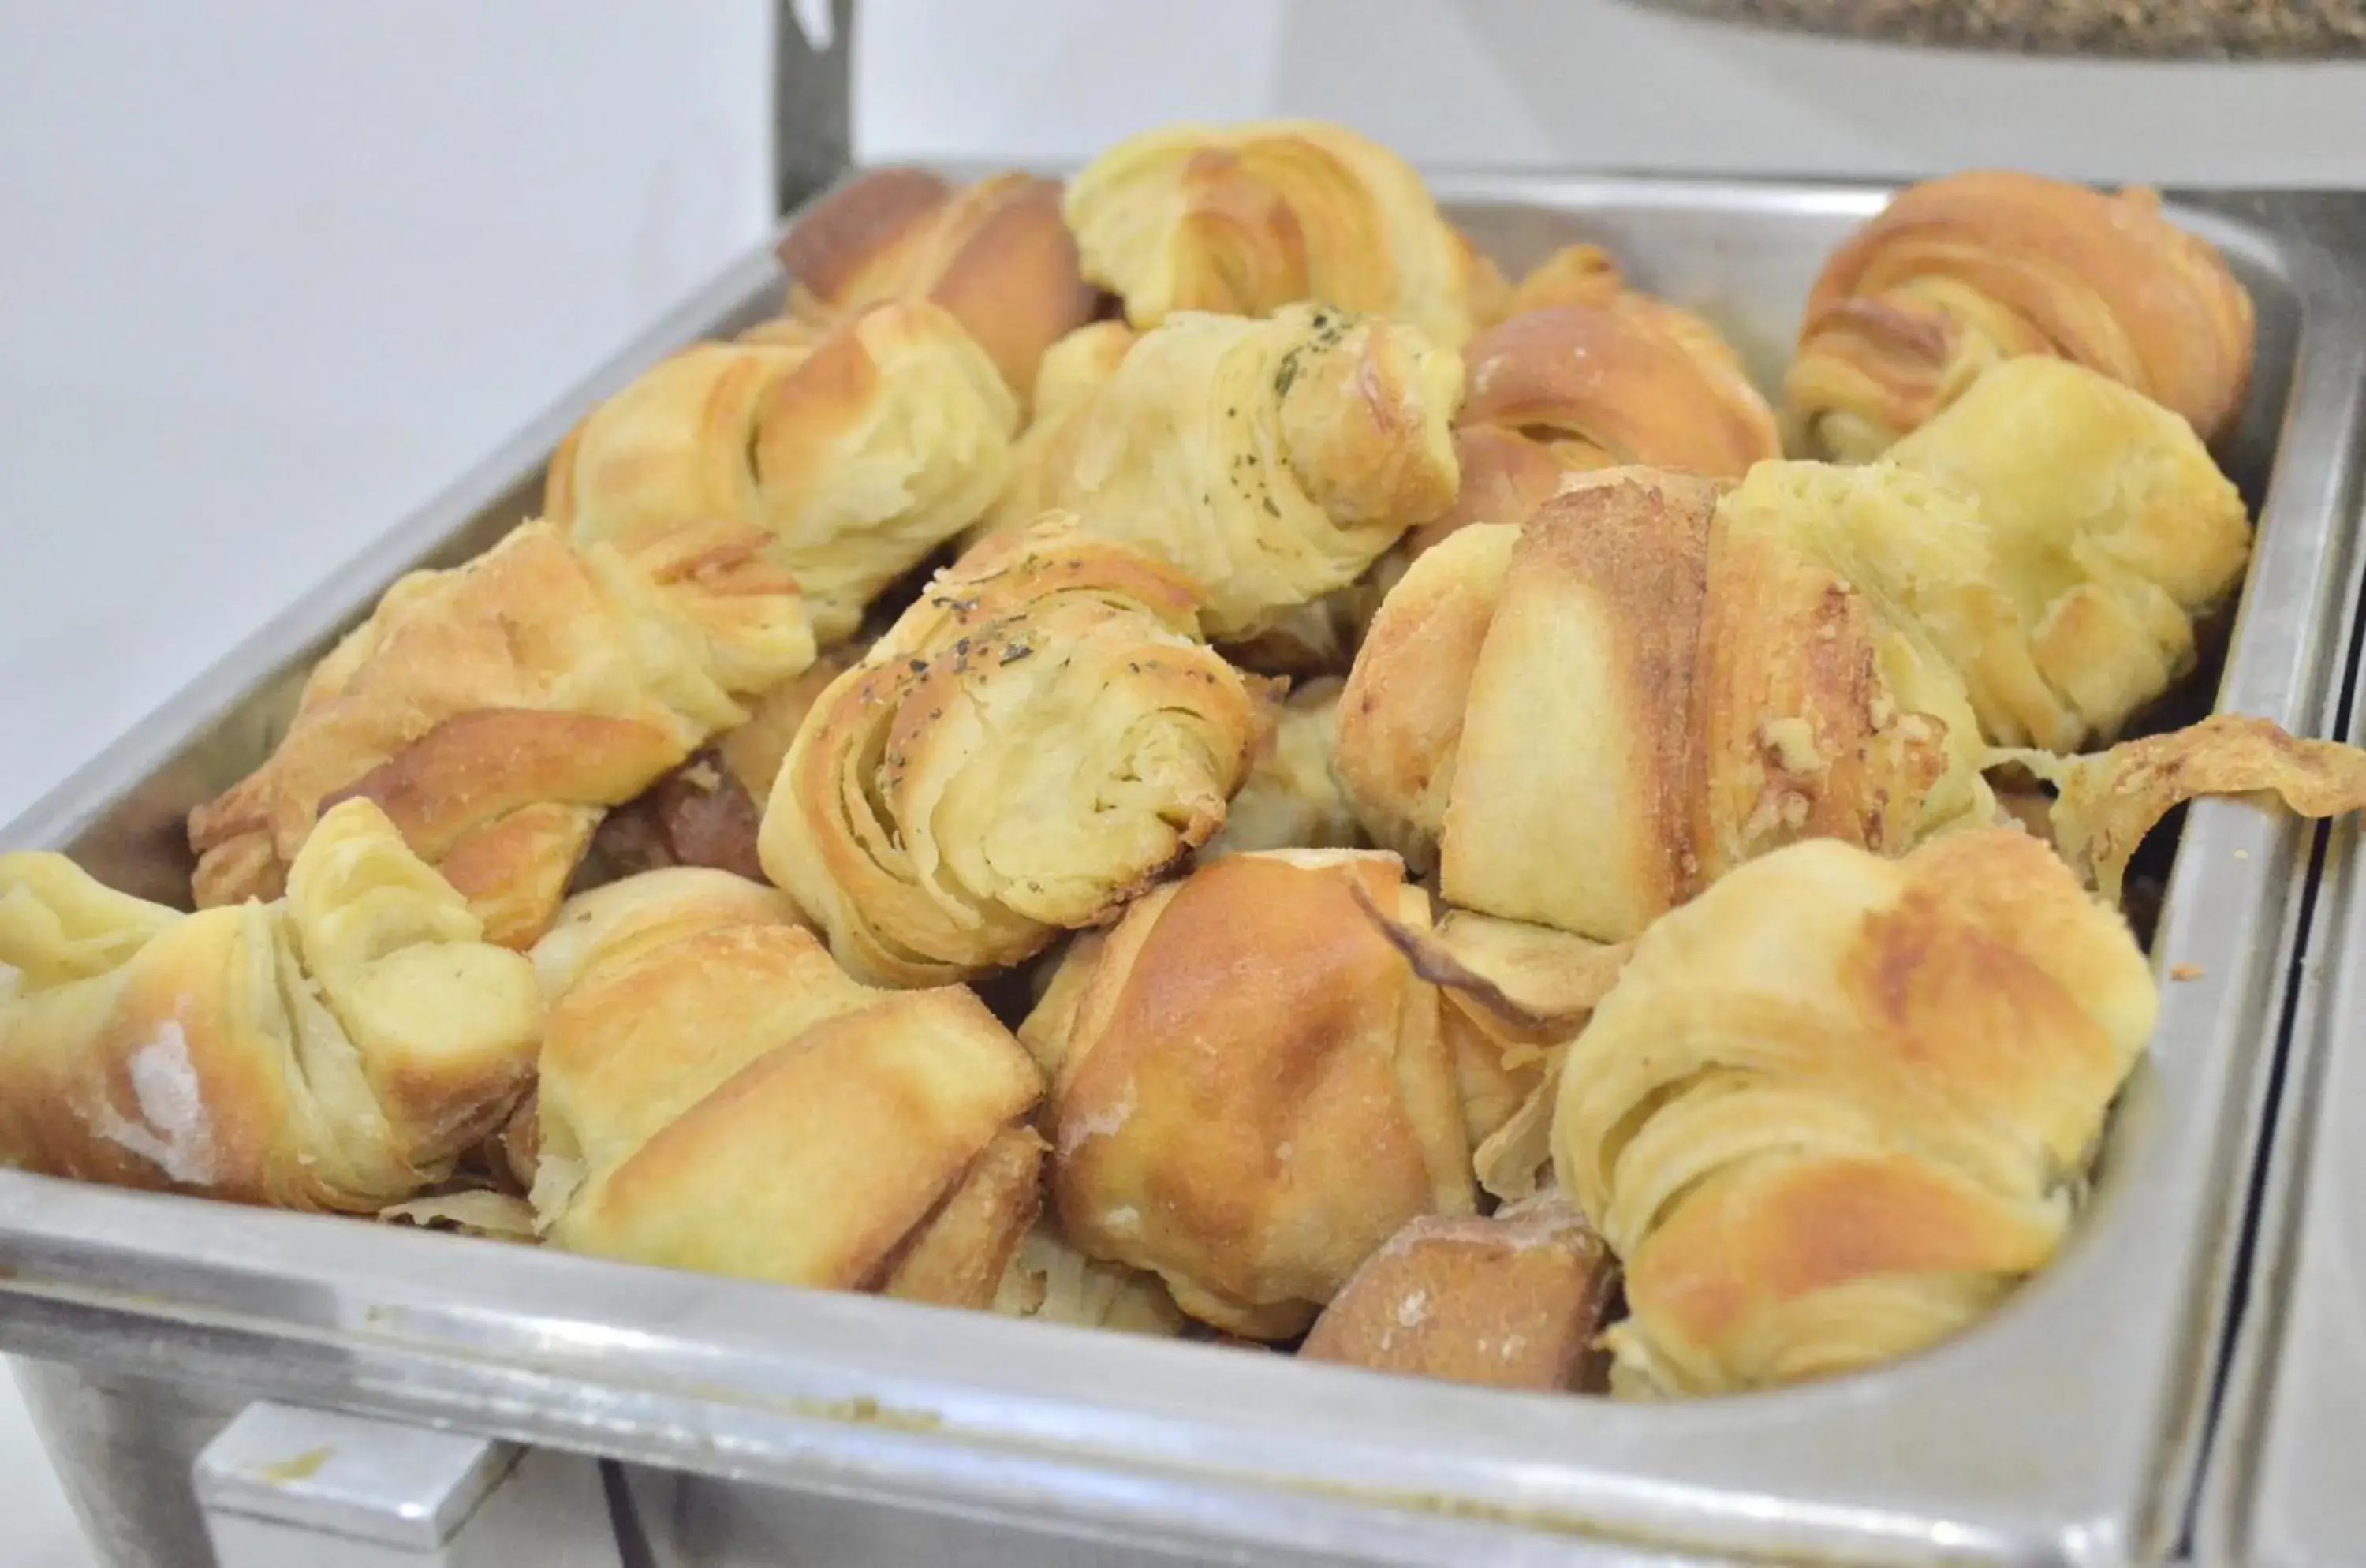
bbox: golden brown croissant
[188,519,814,948]
[1886,357,2252,749]
[1787,171,2254,461]
[529,868,1046,1301]
[1552,829,2156,1396]
[978,304,1461,642]
[1063,119,1492,348]
[1410,302,1780,554]
[1300,1194,1617,1391]
[1338,471,1991,938]
[775,168,1099,404]
[759,518,1260,987]
[0,800,543,1212]
[545,300,1018,641]
[1023,849,1475,1338]
[1201,677,1361,859]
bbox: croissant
[1787,171,2254,461]
[759,518,1261,987]
[545,299,1019,641]
[1887,357,2252,749]
[1200,677,1361,859]
[529,868,1046,1301]
[188,519,814,948]
[1553,829,2156,1396]
[1063,119,1491,348]
[990,1222,1187,1338]
[1410,302,1779,554]
[1300,1194,1618,1391]
[0,800,543,1211]
[1023,849,1476,1338]
[981,304,1461,642]
[774,168,1099,404]
[1339,470,1991,939]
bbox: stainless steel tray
[3,175,2362,1568]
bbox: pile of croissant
[11,122,2366,1402]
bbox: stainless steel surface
[15,1360,238,1568]
[196,1404,622,1568]
[0,178,2360,1568]
[771,0,852,212]
[1613,0,2366,59]
[2195,192,2366,1566]
[197,1402,519,1549]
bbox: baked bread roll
[546,300,1019,642]
[1553,829,2156,1395]
[188,519,814,949]
[1301,1194,1617,1391]
[0,799,542,1211]
[759,517,1260,987]
[1787,171,2253,461]
[1063,119,1491,349]
[1411,302,1778,554]
[1201,678,1360,859]
[980,304,1461,642]
[1022,850,1475,1338]
[529,868,1046,1301]
[1338,471,1990,937]
[775,168,1099,404]
[1887,357,2252,749]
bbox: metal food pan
[2,176,2361,1568]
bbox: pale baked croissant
[0,799,543,1212]
[545,299,1019,641]
[188,519,814,949]
[1787,171,2254,461]
[1553,829,2156,1396]
[1063,119,1492,348]
[991,1221,1187,1337]
[774,168,1099,404]
[980,304,1461,643]
[1301,1193,1618,1391]
[1887,357,2252,749]
[1338,471,1991,938]
[1412,301,1779,554]
[529,868,1046,1302]
[759,517,1261,987]
[1200,677,1361,859]
[1022,849,1476,1338]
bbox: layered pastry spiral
[759,517,1260,987]
[775,168,1099,405]
[1553,829,2155,1395]
[1787,171,2254,461]
[547,301,1018,642]
[0,801,543,1211]
[188,519,815,949]
[1064,119,1495,348]
[981,304,1462,642]
[530,868,1047,1302]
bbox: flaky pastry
[547,300,1018,641]
[0,800,542,1211]
[529,869,1045,1301]
[1201,678,1360,860]
[1023,850,1474,1338]
[1064,119,1492,348]
[188,520,813,948]
[759,518,1260,987]
[980,304,1461,641]
[775,168,1099,404]
[1554,829,2156,1395]
[1788,171,2254,461]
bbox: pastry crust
[0,800,542,1211]
[1788,171,2254,460]
[759,517,1260,987]
[188,520,812,947]
[1065,120,1492,348]
[1551,829,2155,1395]
[776,169,1099,405]
[547,301,1019,642]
